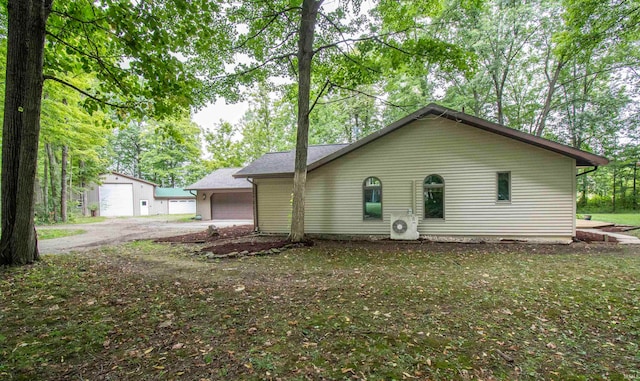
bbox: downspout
[246,178,258,232]
[576,166,598,177]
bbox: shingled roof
[233,144,349,178]
[235,104,608,178]
[186,168,252,190]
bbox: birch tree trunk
[80,161,88,216]
[534,59,565,136]
[43,154,49,219]
[46,143,58,222]
[0,0,52,265]
[60,145,68,222]
[290,0,323,243]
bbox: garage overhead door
[211,192,253,220]
[168,199,196,214]
[100,183,134,216]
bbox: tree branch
[328,82,411,110]
[50,9,107,25]
[234,7,300,50]
[313,29,409,54]
[211,52,297,81]
[43,75,129,109]
[309,79,331,114]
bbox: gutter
[246,178,259,232]
[576,166,598,177]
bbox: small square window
[497,172,510,201]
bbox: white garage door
[99,183,134,216]
[168,199,196,214]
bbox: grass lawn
[36,229,86,240]
[1,241,639,380]
[36,216,107,226]
[585,213,640,226]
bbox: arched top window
[424,175,444,219]
[363,177,382,220]
[424,175,444,186]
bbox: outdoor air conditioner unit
[390,213,419,240]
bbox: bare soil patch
[155,224,625,256]
[576,229,619,243]
[154,224,254,243]
[600,225,640,233]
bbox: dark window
[497,172,511,201]
[363,177,382,220]
[424,175,444,219]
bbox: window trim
[496,171,511,202]
[363,176,383,221]
[423,174,445,219]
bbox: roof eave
[233,172,294,179]
[184,186,252,190]
[108,171,158,187]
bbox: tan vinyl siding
[195,190,213,220]
[256,179,292,233]
[303,116,575,241]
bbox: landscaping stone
[207,225,219,237]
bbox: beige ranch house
[234,104,608,243]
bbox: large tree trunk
[290,0,323,243]
[60,145,68,222]
[0,0,52,266]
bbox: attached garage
[211,191,253,219]
[99,183,134,216]
[186,167,254,222]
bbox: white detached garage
[86,172,196,217]
[87,172,156,217]
[154,188,197,215]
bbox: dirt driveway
[37,216,252,254]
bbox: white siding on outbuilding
[88,173,157,216]
[256,116,576,243]
[99,183,134,216]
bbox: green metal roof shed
[155,188,195,199]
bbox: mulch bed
[154,223,631,257]
[155,224,313,257]
[600,225,640,232]
[154,225,254,243]
[575,229,618,243]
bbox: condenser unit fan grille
[392,219,408,234]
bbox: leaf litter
[0,239,639,380]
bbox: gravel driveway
[37,216,253,254]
